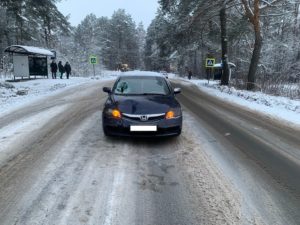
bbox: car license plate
[130,125,157,132]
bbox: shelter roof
[4,45,54,56]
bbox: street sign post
[205,58,215,83]
[89,56,97,64]
[205,58,215,68]
[89,55,97,77]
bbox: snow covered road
[0,79,299,225]
[174,79,300,225]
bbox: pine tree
[102,9,139,70]
[136,22,146,69]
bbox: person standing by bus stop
[50,60,58,79]
[58,61,65,79]
[64,62,71,79]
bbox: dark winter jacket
[50,62,58,72]
[58,62,65,73]
[64,63,71,73]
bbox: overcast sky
[56,0,159,29]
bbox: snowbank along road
[0,79,299,225]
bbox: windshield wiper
[114,93,166,96]
[141,93,165,95]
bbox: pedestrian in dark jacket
[58,61,65,79]
[64,62,71,79]
[188,70,192,80]
[50,60,58,79]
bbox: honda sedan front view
[102,74,182,137]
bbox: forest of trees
[68,9,145,74]
[0,0,70,50]
[0,0,299,95]
[147,0,300,93]
[0,0,70,74]
[0,1,144,76]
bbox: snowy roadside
[0,71,120,116]
[0,70,169,117]
[175,76,300,128]
[2,70,299,129]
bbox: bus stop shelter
[213,62,236,80]
[4,45,54,80]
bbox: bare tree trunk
[241,0,262,90]
[193,50,198,76]
[43,16,52,48]
[44,28,49,48]
[220,4,230,85]
[47,19,52,48]
[1,9,11,46]
[294,3,300,60]
[4,17,11,46]
[293,3,299,36]
[19,19,23,45]
[247,30,262,90]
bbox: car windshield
[113,76,171,95]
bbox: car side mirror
[174,88,181,94]
[103,87,112,94]
[174,88,181,95]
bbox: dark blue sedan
[102,74,182,137]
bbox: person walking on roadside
[188,69,193,80]
[64,62,71,79]
[58,61,65,79]
[50,60,58,79]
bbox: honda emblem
[140,115,148,121]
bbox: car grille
[122,113,165,122]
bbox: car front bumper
[102,115,182,137]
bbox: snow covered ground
[0,71,121,116]
[179,77,300,128]
[1,71,299,128]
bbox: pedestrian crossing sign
[89,55,98,64]
[206,58,215,68]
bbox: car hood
[111,95,180,114]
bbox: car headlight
[165,108,181,119]
[105,108,122,119]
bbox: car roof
[118,71,165,78]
